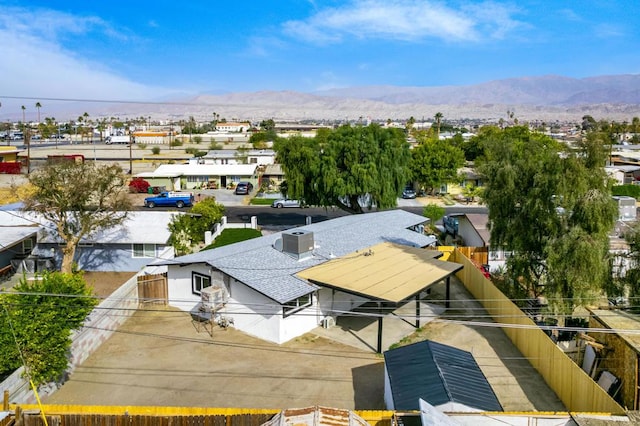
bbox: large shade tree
[23,161,131,272]
[275,124,411,214]
[409,130,465,194]
[478,126,617,314]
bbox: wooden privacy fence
[10,406,393,426]
[449,248,625,414]
[137,273,168,306]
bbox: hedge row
[612,185,640,199]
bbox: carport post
[415,294,420,328]
[446,276,451,308]
[377,302,383,354]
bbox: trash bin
[147,187,154,194]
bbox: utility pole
[128,125,134,175]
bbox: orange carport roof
[297,242,463,303]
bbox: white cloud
[594,23,625,38]
[0,6,165,109]
[282,0,523,44]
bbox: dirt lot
[44,278,566,411]
[45,307,384,409]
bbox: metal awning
[297,242,461,303]
[297,242,463,353]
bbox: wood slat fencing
[449,248,625,414]
[137,273,168,306]
[9,406,393,426]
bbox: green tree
[260,119,275,132]
[434,112,443,138]
[249,131,271,149]
[422,203,445,232]
[35,102,42,124]
[478,126,617,314]
[275,124,411,214]
[23,161,131,273]
[0,272,98,384]
[169,197,224,254]
[409,131,465,194]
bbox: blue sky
[0,0,638,111]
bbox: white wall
[167,263,211,311]
[223,277,283,343]
[169,264,323,344]
[279,295,320,343]
[317,287,369,318]
[383,365,394,410]
[458,218,485,247]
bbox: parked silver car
[271,198,302,208]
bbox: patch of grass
[442,195,456,206]
[250,198,275,206]
[203,228,262,250]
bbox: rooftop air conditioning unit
[282,230,314,259]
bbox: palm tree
[434,112,443,138]
[35,102,42,124]
[83,112,90,142]
[21,105,30,174]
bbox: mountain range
[103,74,640,123]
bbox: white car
[271,198,302,208]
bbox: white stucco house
[200,149,276,166]
[0,211,179,273]
[154,210,462,349]
[135,163,259,190]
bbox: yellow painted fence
[450,248,625,414]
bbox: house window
[132,243,156,258]
[22,239,33,254]
[283,293,313,317]
[192,272,211,295]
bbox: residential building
[200,149,276,166]
[34,211,177,272]
[134,163,258,190]
[155,210,459,350]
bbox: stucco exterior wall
[168,264,321,345]
[35,243,171,272]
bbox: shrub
[170,139,183,147]
[151,146,161,155]
[612,185,640,199]
[137,142,147,149]
[128,177,150,193]
[0,272,98,384]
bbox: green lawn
[250,198,275,206]
[203,228,262,250]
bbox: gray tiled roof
[157,209,434,304]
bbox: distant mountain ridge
[314,75,640,106]
[103,74,640,122]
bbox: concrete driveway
[44,277,565,412]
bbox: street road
[223,205,488,229]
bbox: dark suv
[234,181,253,195]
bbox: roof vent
[282,230,314,259]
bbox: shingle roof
[384,340,503,412]
[0,226,38,249]
[3,211,177,245]
[157,210,436,304]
